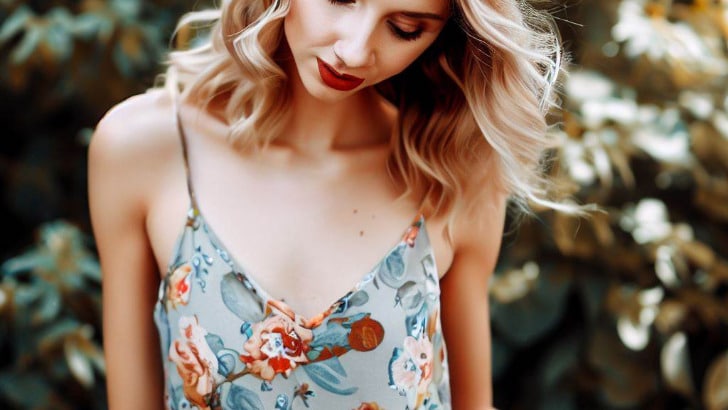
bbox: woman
[89,0,565,408]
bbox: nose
[333,22,376,68]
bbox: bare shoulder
[91,89,178,162]
[89,89,182,211]
[450,165,508,260]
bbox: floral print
[403,225,419,247]
[388,335,434,408]
[348,316,385,351]
[240,303,314,381]
[234,297,388,384]
[293,383,316,407]
[167,265,192,308]
[354,402,384,410]
[154,210,450,409]
[168,315,224,409]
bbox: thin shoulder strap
[172,97,200,216]
[417,196,433,221]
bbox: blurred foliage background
[0,0,726,409]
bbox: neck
[278,60,394,155]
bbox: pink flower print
[406,335,434,397]
[167,265,192,308]
[239,303,314,381]
[168,316,223,409]
[390,351,418,391]
[388,334,434,408]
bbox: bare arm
[440,190,507,409]
[88,99,166,409]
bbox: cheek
[284,0,336,47]
[283,0,304,44]
[378,46,433,79]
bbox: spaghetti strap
[172,97,200,217]
[416,200,432,221]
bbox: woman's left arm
[440,192,507,410]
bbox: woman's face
[284,0,449,100]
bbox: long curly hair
[161,0,570,226]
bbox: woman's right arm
[88,97,166,409]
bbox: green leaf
[216,350,237,377]
[1,250,49,276]
[73,12,115,43]
[46,6,74,28]
[302,357,358,395]
[0,5,33,45]
[225,384,264,410]
[13,284,44,306]
[0,372,54,408]
[33,284,62,325]
[110,0,142,21]
[205,333,225,353]
[64,340,94,388]
[11,24,43,64]
[376,243,407,288]
[37,318,81,346]
[78,258,102,282]
[220,272,265,323]
[44,22,73,62]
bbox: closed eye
[327,0,427,41]
[387,21,423,41]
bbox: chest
[145,141,453,319]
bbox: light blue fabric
[154,207,452,410]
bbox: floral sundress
[153,106,452,410]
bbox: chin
[303,79,363,103]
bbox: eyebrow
[400,11,446,21]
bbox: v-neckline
[185,208,428,322]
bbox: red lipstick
[317,58,364,91]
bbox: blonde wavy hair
[162,0,570,225]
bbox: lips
[317,58,365,91]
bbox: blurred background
[0,0,726,408]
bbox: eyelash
[388,22,423,41]
[327,0,424,42]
